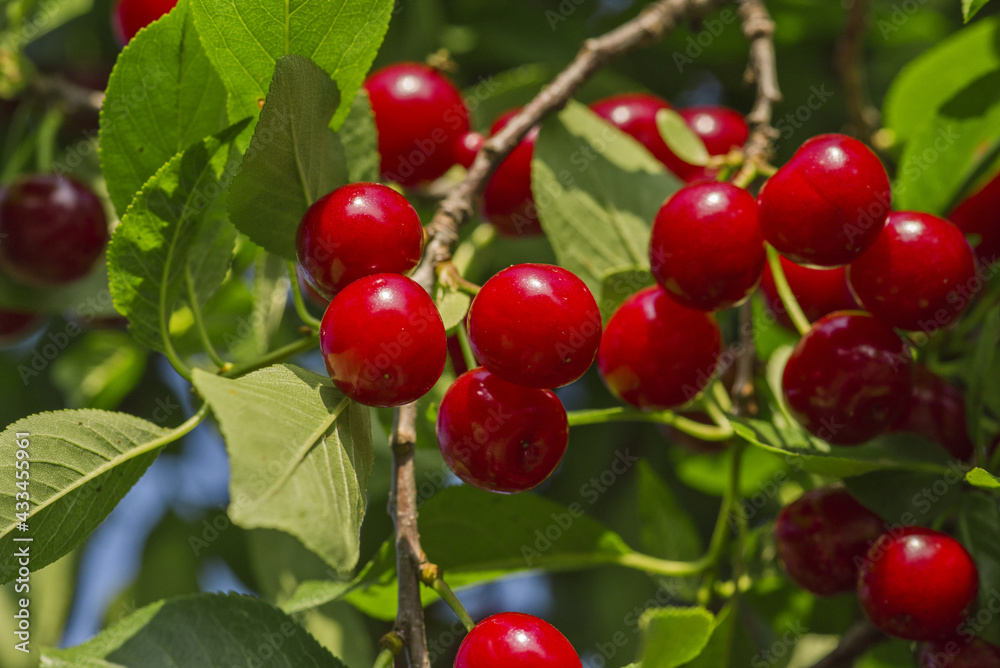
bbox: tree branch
[734,0,781,182]
[810,620,886,668]
[834,0,880,145]
[29,74,104,114]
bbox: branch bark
[734,0,781,181]
[810,620,886,668]
[29,74,104,114]
[835,0,880,145]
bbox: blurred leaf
[656,109,709,167]
[0,551,77,667]
[599,266,654,321]
[50,330,147,410]
[340,90,380,183]
[680,603,735,668]
[99,0,228,216]
[638,606,714,668]
[107,121,248,354]
[964,0,995,22]
[466,63,550,129]
[532,100,679,295]
[190,0,393,130]
[0,259,114,316]
[0,409,197,582]
[637,460,702,561]
[228,55,347,261]
[192,364,372,575]
[673,444,788,498]
[41,593,347,667]
[844,467,965,526]
[855,639,916,668]
[967,467,1000,488]
[751,295,799,362]
[957,491,1000,645]
[966,309,1000,450]
[435,284,471,333]
[3,0,92,46]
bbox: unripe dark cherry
[0,174,108,287]
[468,264,601,389]
[920,637,1000,668]
[949,170,1000,268]
[0,309,44,347]
[650,181,764,311]
[782,311,913,445]
[774,487,883,596]
[296,182,424,298]
[892,366,974,461]
[455,612,582,668]
[437,368,568,493]
[319,274,446,407]
[482,109,542,236]
[598,286,721,410]
[113,0,177,45]
[849,211,977,332]
[858,527,978,641]
[363,63,469,186]
[759,256,858,330]
[758,134,891,267]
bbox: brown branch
[732,301,758,416]
[810,620,886,668]
[29,74,104,114]
[834,0,880,145]
[734,0,781,183]
[387,0,728,665]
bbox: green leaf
[100,0,228,216]
[957,492,1000,645]
[192,364,373,575]
[228,55,348,261]
[0,409,200,583]
[435,284,471,333]
[656,109,710,167]
[185,199,239,311]
[532,100,680,294]
[844,467,966,526]
[41,593,346,667]
[107,121,249,354]
[599,266,654,321]
[5,0,93,47]
[967,467,1000,489]
[964,0,995,22]
[637,460,702,561]
[50,330,147,410]
[966,309,1000,450]
[341,90,381,183]
[285,485,636,618]
[638,607,715,668]
[883,16,1000,144]
[680,603,736,668]
[190,0,393,130]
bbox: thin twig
[835,0,880,145]
[29,74,104,114]
[733,0,781,184]
[810,620,886,668]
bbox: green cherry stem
[422,566,476,632]
[456,321,478,371]
[766,244,811,336]
[222,334,319,378]
[567,406,734,441]
[287,261,323,330]
[186,268,228,369]
[372,648,396,668]
[697,440,746,604]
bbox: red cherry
[319,274,446,407]
[849,211,977,332]
[920,637,1000,668]
[892,367,974,461]
[590,93,676,167]
[437,368,568,493]
[481,109,542,236]
[759,257,858,329]
[676,106,749,181]
[782,311,913,445]
[295,266,331,309]
[455,131,486,169]
[858,527,978,641]
[0,175,108,287]
[296,182,424,298]
[650,181,765,311]
[774,487,884,596]
[363,63,470,186]
[598,286,721,410]
[112,0,177,45]
[949,170,1000,268]
[758,134,891,267]
[455,612,582,668]
[0,309,44,346]
[468,264,600,389]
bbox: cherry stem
[765,245,811,335]
[221,334,318,378]
[372,648,395,668]
[34,106,62,173]
[186,268,228,369]
[422,567,475,632]
[456,321,478,372]
[566,407,734,441]
[697,440,745,604]
[287,261,323,331]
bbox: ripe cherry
[774,487,884,596]
[892,367,974,461]
[598,286,721,410]
[849,211,977,332]
[0,308,44,346]
[0,174,108,287]
[468,264,600,389]
[455,131,486,169]
[782,311,913,445]
[319,273,446,407]
[858,527,978,641]
[481,109,542,236]
[112,0,177,45]
[455,612,582,668]
[758,134,891,267]
[759,257,858,330]
[949,170,1000,268]
[650,181,765,311]
[437,368,568,493]
[363,63,470,186]
[296,182,424,298]
[919,637,1000,668]
[676,106,749,181]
